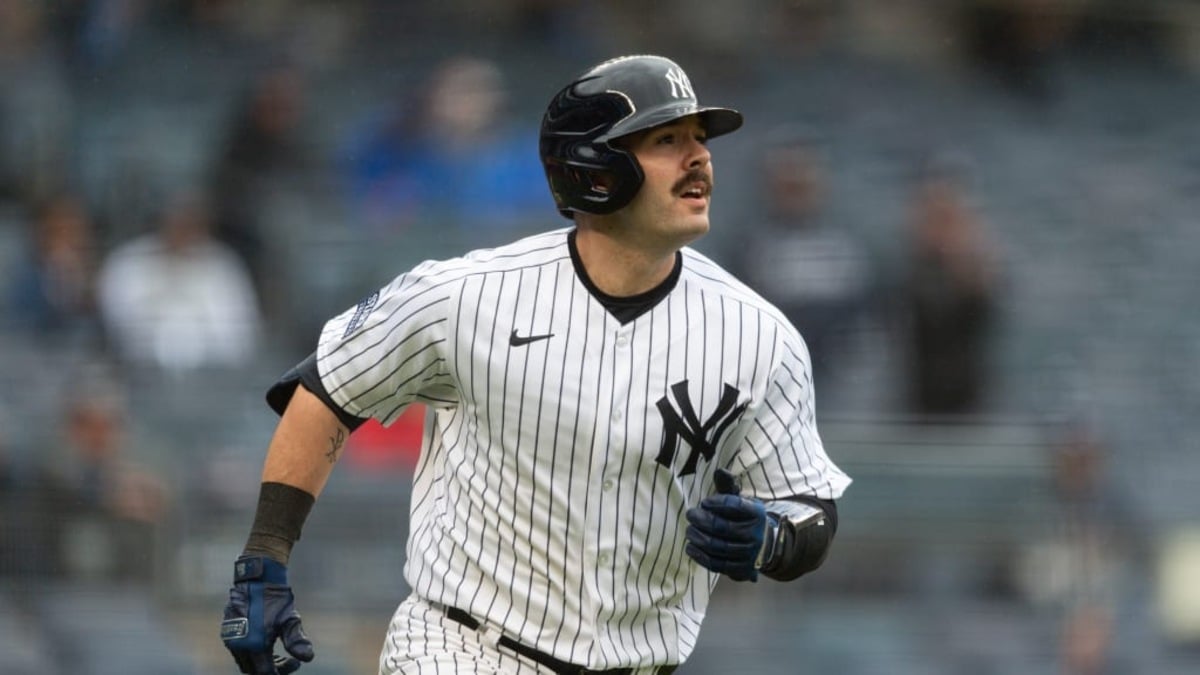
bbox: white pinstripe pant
[378,595,666,675]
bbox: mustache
[672,170,712,195]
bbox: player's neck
[572,225,678,298]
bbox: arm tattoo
[325,427,346,464]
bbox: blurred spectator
[1016,422,1147,674]
[0,0,73,202]
[733,127,874,403]
[18,368,167,581]
[897,156,998,417]
[959,0,1080,102]
[341,55,547,234]
[96,189,263,373]
[5,194,105,346]
[210,61,313,319]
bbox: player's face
[617,115,713,248]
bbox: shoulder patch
[343,290,380,337]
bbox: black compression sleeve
[761,497,838,582]
[266,351,368,431]
[243,482,316,565]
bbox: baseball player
[221,54,851,675]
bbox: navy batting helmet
[539,55,743,219]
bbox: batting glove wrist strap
[222,555,314,675]
[234,555,289,584]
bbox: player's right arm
[222,264,454,673]
[220,384,353,675]
[252,381,352,561]
[262,384,349,493]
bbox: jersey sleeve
[314,261,457,425]
[733,328,851,502]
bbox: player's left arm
[686,323,850,582]
[685,469,838,582]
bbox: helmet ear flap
[591,148,643,213]
[544,150,643,217]
[540,100,645,217]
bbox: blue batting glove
[221,556,315,674]
[685,469,779,582]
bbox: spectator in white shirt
[97,189,263,373]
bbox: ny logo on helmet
[664,67,694,100]
[655,380,747,477]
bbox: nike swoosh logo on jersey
[510,329,554,347]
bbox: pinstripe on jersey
[315,227,851,670]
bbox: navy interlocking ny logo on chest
[655,380,747,477]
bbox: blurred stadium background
[2,1,1200,673]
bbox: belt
[441,605,677,675]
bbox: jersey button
[612,409,623,422]
[615,335,628,347]
[602,479,614,492]
[598,553,610,566]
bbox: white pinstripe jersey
[314,227,851,669]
